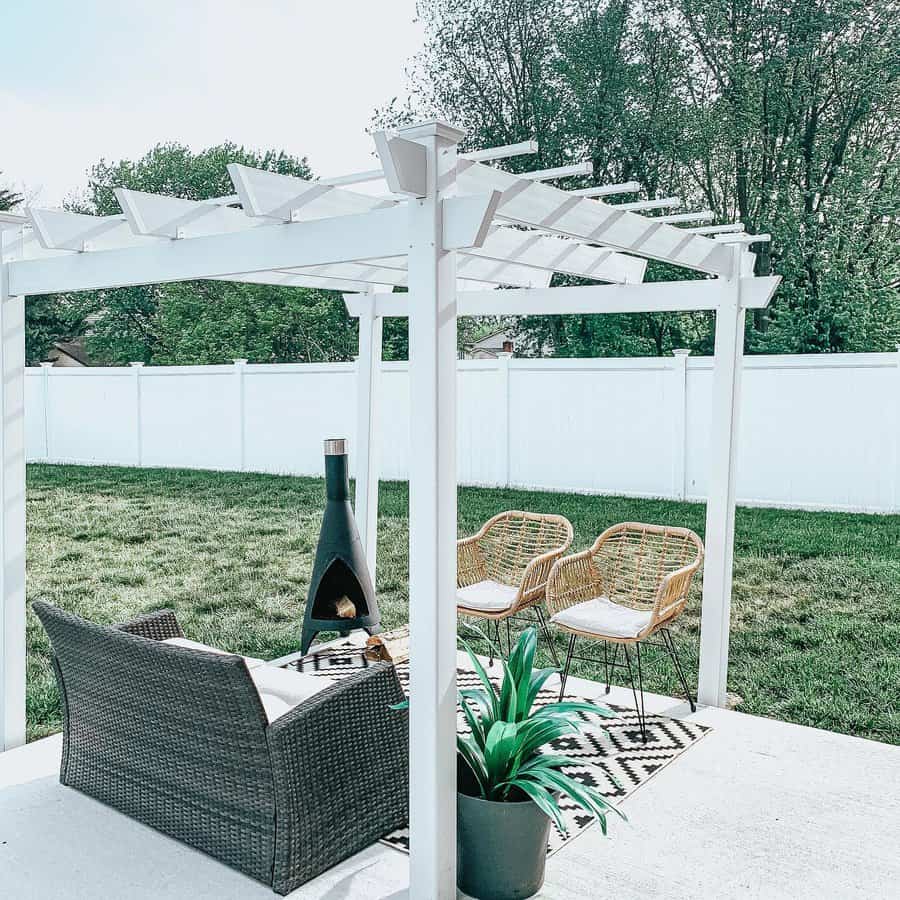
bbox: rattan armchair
[546,522,704,740]
[457,510,574,663]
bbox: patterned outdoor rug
[292,645,710,856]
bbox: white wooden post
[697,246,745,708]
[40,362,53,461]
[671,349,691,500]
[0,246,27,750]
[404,120,464,899]
[130,362,144,466]
[233,359,248,471]
[497,351,513,487]
[894,345,900,514]
[354,286,386,576]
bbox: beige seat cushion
[258,692,293,723]
[457,579,519,612]
[163,636,265,669]
[550,596,652,639]
[163,637,335,723]
[250,665,334,712]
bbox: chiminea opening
[311,558,370,621]
[300,438,381,654]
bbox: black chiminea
[300,438,382,653]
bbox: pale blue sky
[1,1,423,204]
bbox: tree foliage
[63,143,371,365]
[384,0,900,356]
[0,172,22,211]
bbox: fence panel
[24,351,900,513]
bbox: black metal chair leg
[488,619,498,668]
[662,628,696,712]
[605,643,619,694]
[622,644,647,743]
[505,618,512,658]
[535,606,561,668]
[558,634,576,701]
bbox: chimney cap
[323,438,348,456]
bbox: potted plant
[397,625,624,899]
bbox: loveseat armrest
[266,662,409,895]
[114,608,183,641]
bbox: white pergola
[0,120,777,898]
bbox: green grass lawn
[25,464,900,745]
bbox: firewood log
[334,596,357,619]
[365,624,411,663]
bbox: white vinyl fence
[25,351,900,513]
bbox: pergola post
[354,285,386,575]
[404,120,464,899]
[697,245,746,708]
[0,236,27,751]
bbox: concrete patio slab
[1,672,897,899]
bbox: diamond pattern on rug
[289,644,709,856]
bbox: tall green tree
[392,0,900,356]
[0,173,22,211]
[2,171,83,364]
[68,143,366,365]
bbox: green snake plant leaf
[461,638,501,720]
[483,720,519,785]
[498,659,519,721]
[459,692,487,749]
[525,666,559,714]
[457,733,489,798]
[511,777,568,833]
[459,688,494,729]
[533,700,618,721]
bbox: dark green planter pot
[456,760,552,900]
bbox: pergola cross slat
[0,119,779,900]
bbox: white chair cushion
[457,579,519,612]
[250,665,334,710]
[162,637,334,722]
[551,596,652,639]
[163,636,265,669]
[258,692,293,723]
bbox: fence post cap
[39,361,54,368]
[672,348,692,357]
[129,361,145,367]
[233,358,248,366]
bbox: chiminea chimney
[300,438,382,654]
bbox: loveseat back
[34,601,277,883]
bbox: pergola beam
[685,223,745,235]
[7,205,413,295]
[568,182,641,197]
[456,159,734,276]
[655,211,715,225]
[461,140,538,162]
[715,233,772,244]
[615,197,681,211]
[520,161,593,181]
[343,276,780,318]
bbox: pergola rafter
[0,120,779,900]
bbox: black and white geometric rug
[294,645,710,856]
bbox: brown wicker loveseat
[33,602,409,895]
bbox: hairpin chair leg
[622,643,647,743]
[662,628,696,712]
[605,643,619,694]
[558,634,577,701]
[535,605,561,668]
